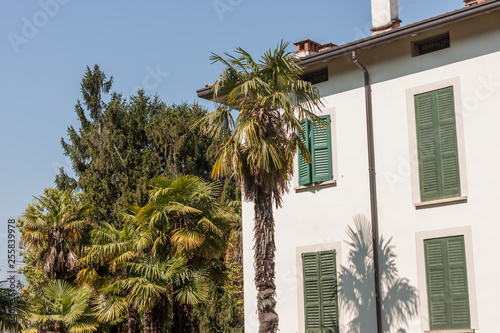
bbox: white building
[237,0,500,332]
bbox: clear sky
[0,0,463,277]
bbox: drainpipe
[352,51,383,333]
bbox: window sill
[424,329,474,333]
[294,180,337,193]
[414,196,467,209]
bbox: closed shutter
[424,236,470,330]
[303,252,321,332]
[299,119,312,186]
[302,250,339,333]
[312,115,333,183]
[415,87,460,201]
[319,251,339,333]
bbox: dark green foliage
[61,65,214,226]
[0,282,26,332]
[54,167,78,192]
[192,179,244,333]
[17,64,244,333]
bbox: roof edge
[197,0,500,100]
[298,0,500,67]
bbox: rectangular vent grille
[302,68,328,85]
[415,34,450,56]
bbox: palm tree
[19,188,91,280]
[77,216,141,333]
[104,256,209,333]
[133,175,236,332]
[0,283,26,332]
[28,280,98,333]
[339,215,419,333]
[194,41,323,332]
[134,175,232,264]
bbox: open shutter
[299,119,312,185]
[311,115,333,183]
[319,251,339,333]
[303,252,321,332]
[424,236,470,330]
[415,87,460,201]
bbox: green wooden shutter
[436,88,461,198]
[415,87,460,201]
[299,119,312,185]
[424,236,470,330]
[302,250,339,333]
[303,252,321,332]
[311,115,333,183]
[319,251,339,333]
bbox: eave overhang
[197,0,500,101]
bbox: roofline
[299,0,500,67]
[197,0,500,100]
[196,86,213,99]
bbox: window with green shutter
[298,115,333,186]
[302,250,339,333]
[415,87,460,202]
[424,236,470,330]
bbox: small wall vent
[413,33,450,56]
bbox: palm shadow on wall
[339,215,419,333]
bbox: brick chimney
[293,40,337,58]
[463,0,487,6]
[371,0,401,35]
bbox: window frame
[296,242,343,333]
[295,108,337,191]
[406,78,468,207]
[415,227,479,332]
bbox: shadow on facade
[339,215,419,333]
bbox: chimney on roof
[463,0,487,6]
[293,40,337,58]
[370,0,401,35]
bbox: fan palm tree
[0,283,27,332]
[194,41,323,332]
[339,215,419,333]
[19,188,91,280]
[134,175,232,263]
[77,215,140,333]
[104,256,209,333]
[133,175,236,332]
[28,280,98,333]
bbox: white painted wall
[243,11,500,333]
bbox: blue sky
[0,0,463,276]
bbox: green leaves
[196,42,324,208]
[19,189,91,279]
[28,280,98,333]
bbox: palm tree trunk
[144,304,164,333]
[143,308,152,333]
[172,298,192,333]
[254,187,278,333]
[127,304,140,333]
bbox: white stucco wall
[243,11,500,333]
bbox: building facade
[239,1,500,332]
